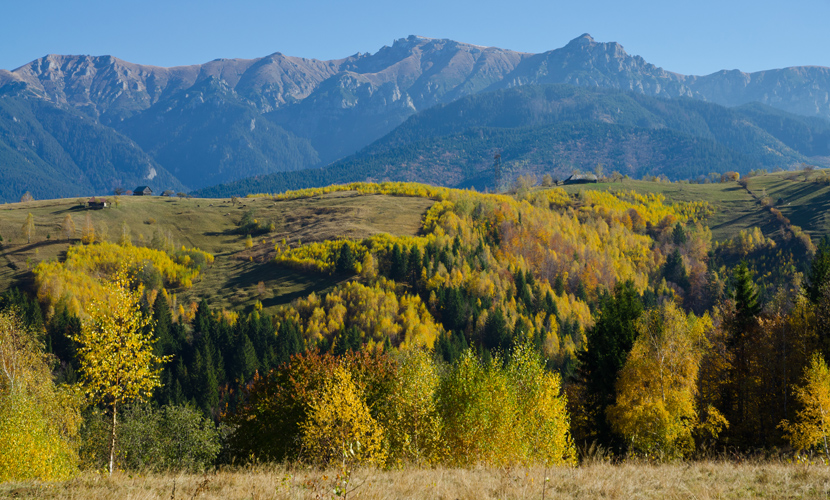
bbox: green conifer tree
[577,280,643,447]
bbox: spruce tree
[731,261,760,331]
[390,243,409,282]
[542,291,559,318]
[409,245,422,287]
[577,280,643,446]
[194,346,220,418]
[152,295,175,357]
[807,237,830,304]
[554,275,566,296]
[336,243,356,274]
[442,287,466,333]
[672,222,688,246]
[277,319,303,366]
[233,333,259,383]
[483,307,510,354]
[722,260,762,445]
[663,248,690,292]
[195,299,213,337]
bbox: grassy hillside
[3,170,828,314]
[0,192,433,315]
[560,178,771,242]
[561,171,830,243]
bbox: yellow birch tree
[81,213,95,244]
[780,353,830,459]
[384,349,443,465]
[62,214,76,240]
[21,213,34,244]
[300,365,386,467]
[608,301,713,458]
[0,311,82,481]
[118,221,132,246]
[73,269,168,474]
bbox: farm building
[86,197,110,209]
[563,174,598,185]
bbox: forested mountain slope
[3,35,830,200]
[194,85,827,196]
[0,97,181,201]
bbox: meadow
[0,191,432,315]
[560,170,830,243]
[2,461,829,499]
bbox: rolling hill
[3,170,829,315]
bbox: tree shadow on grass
[225,262,353,308]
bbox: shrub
[300,366,387,467]
[0,311,82,481]
[118,404,221,471]
[384,350,443,465]
[229,350,395,462]
[437,345,575,466]
[82,404,222,472]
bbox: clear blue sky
[3,0,828,76]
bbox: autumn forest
[1,177,830,496]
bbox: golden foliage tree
[62,214,76,240]
[780,353,830,458]
[274,281,442,350]
[384,349,443,465]
[73,270,168,474]
[81,213,95,245]
[0,311,82,481]
[507,343,575,465]
[300,365,386,467]
[438,346,575,466]
[607,302,715,458]
[35,241,212,317]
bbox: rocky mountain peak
[569,33,596,45]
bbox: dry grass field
[2,462,829,499]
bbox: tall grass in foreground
[2,461,829,499]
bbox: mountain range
[2,34,830,201]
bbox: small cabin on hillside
[86,197,110,209]
[563,173,598,185]
[133,186,153,196]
